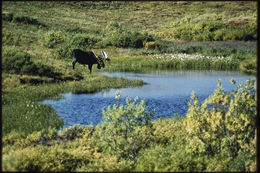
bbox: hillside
[2,1,257,79]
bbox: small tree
[94,95,154,161]
[185,78,256,171]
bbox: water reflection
[41,70,254,129]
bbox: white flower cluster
[26,100,40,109]
[152,53,231,61]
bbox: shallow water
[41,70,254,129]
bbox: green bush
[105,21,124,36]
[13,15,40,25]
[92,96,154,160]
[135,144,205,172]
[102,31,154,48]
[2,50,37,74]
[43,31,67,48]
[58,124,87,141]
[185,79,256,171]
[2,12,14,22]
[68,34,99,48]
[240,59,257,75]
[144,41,162,50]
[54,33,100,59]
[2,12,44,26]
[170,20,256,41]
[14,146,83,172]
[2,50,56,78]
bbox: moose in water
[72,49,110,74]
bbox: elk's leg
[88,64,93,74]
[72,59,77,70]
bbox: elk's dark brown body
[72,49,105,74]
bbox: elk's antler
[92,51,99,60]
[102,50,111,61]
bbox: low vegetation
[2,79,256,171]
[2,1,257,172]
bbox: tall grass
[98,54,239,73]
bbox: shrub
[68,34,99,48]
[2,131,26,145]
[13,15,40,25]
[53,33,100,59]
[102,31,154,48]
[135,144,204,172]
[240,59,257,75]
[169,19,256,41]
[43,31,67,48]
[2,12,14,22]
[2,12,44,26]
[58,125,86,141]
[144,41,162,50]
[92,96,154,160]
[2,50,56,78]
[2,50,37,74]
[12,146,83,172]
[105,21,124,36]
[185,79,256,171]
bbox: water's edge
[41,70,254,129]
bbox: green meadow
[2,1,257,172]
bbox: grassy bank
[2,74,143,136]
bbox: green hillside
[2,1,257,172]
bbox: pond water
[41,70,254,129]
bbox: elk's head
[96,55,105,69]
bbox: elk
[72,49,110,74]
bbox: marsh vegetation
[2,1,257,172]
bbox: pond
[41,70,255,129]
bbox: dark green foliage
[102,31,154,48]
[2,50,56,78]
[2,50,37,74]
[54,33,100,59]
[2,12,14,21]
[240,59,257,75]
[65,26,85,33]
[2,12,44,26]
